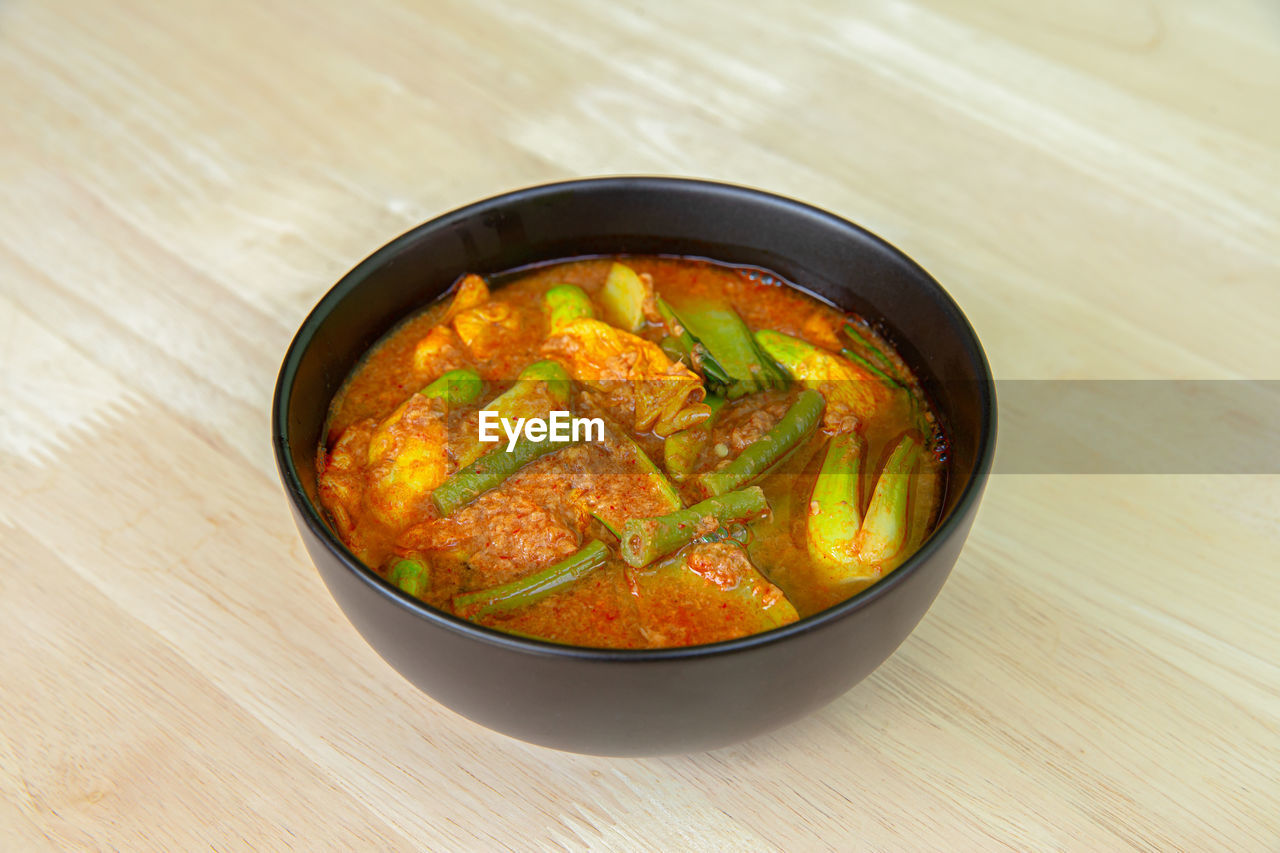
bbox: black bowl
[272,177,996,756]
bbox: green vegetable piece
[512,359,573,397]
[857,433,922,565]
[807,432,873,584]
[453,360,572,468]
[453,541,609,618]
[628,544,799,637]
[838,348,901,389]
[544,284,595,331]
[620,486,769,567]
[655,297,732,386]
[753,329,822,375]
[893,460,941,572]
[387,558,430,598]
[658,335,687,364]
[420,368,483,405]
[694,389,825,498]
[599,262,647,332]
[840,322,892,368]
[756,330,896,424]
[433,431,579,516]
[663,394,726,482]
[662,293,789,398]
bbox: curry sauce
[318,256,946,648]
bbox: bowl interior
[274,177,994,643]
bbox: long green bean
[838,348,901,389]
[453,541,609,618]
[841,323,892,369]
[620,487,768,567]
[694,389,825,498]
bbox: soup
[317,256,946,648]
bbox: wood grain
[2,0,1277,849]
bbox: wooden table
[3,1,1277,849]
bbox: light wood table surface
[2,1,1277,849]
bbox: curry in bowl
[318,256,947,648]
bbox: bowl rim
[271,175,997,663]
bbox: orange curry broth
[318,256,946,648]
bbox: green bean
[544,284,595,331]
[620,487,768,567]
[453,541,609,618]
[841,323,892,369]
[387,558,431,598]
[432,432,578,516]
[856,433,922,565]
[420,368,483,404]
[694,389,825,498]
[838,348,901,389]
[663,394,725,482]
[806,433,871,583]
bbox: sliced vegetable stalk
[661,293,789,398]
[889,460,941,573]
[453,541,609,618]
[806,432,868,583]
[695,389,825,498]
[452,360,572,468]
[856,433,922,565]
[755,330,893,427]
[663,394,725,482]
[807,431,924,584]
[627,542,799,644]
[655,297,732,387]
[433,431,580,516]
[621,486,769,567]
[544,284,595,331]
[598,262,650,332]
[387,557,430,598]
